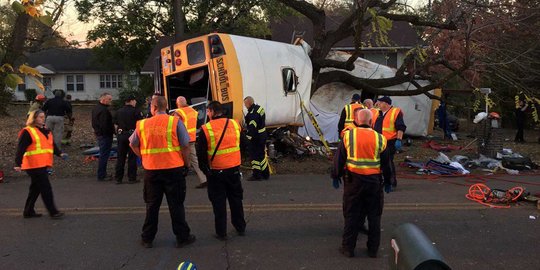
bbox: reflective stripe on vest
[21,126,54,170]
[202,118,241,169]
[343,103,364,131]
[176,107,198,142]
[343,127,386,175]
[382,107,400,140]
[137,114,184,170]
[370,108,380,129]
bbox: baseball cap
[377,96,392,105]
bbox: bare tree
[276,0,470,98]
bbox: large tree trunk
[2,13,31,67]
[172,0,186,42]
[0,13,31,115]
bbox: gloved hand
[332,177,342,189]
[395,139,402,151]
[384,184,393,193]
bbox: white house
[13,48,137,101]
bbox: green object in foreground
[390,223,451,270]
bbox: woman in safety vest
[14,110,66,219]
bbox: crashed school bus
[154,33,312,127]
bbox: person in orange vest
[331,108,387,258]
[196,101,247,240]
[174,96,207,188]
[14,110,67,219]
[363,99,374,109]
[338,93,364,136]
[129,96,196,249]
[373,96,406,192]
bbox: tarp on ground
[299,51,435,143]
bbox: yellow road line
[0,202,489,216]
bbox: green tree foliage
[75,0,288,72]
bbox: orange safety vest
[201,118,241,170]
[20,126,54,170]
[136,114,184,170]
[370,108,380,129]
[343,103,365,130]
[343,127,387,175]
[381,107,401,140]
[175,106,198,142]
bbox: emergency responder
[61,94,75,146]
[174,96,207,188]
[243,96,269,181]
[331,108,387,258]
[373,96,406,191]
[363,99,374,109]
[196,101,247,240]
[14,110,67,219]
[28,94,46,115]
[114,95,142,184]
[92,93,114,181]
[129,96,196,248]
[338,93,364,136]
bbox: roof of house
[27,48,124,73]
[270,16,421,49]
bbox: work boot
[247,176,262,181]
[140,239,153,248]
[23,212,43,218]
[367,249,378,258]
[176,234,196,248]
[339,247,354,258]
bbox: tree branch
[379,12,457,30]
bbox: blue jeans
[97,136,113,180]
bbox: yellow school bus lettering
[216,57,229,102]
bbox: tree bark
[2,13,31,67]
[172,0,186,42]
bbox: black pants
[381,139,397,187]
[115,133,137,182]
[342,177,383,253]
[141,167,191,242]
[249,136,269,179]
[515,120,525,142]
[24,167,60,216]
[207,167,246,237]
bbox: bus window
[187,41,206,65]
[282,68,297,94]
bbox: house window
[66,75,84,91]
[17,76,26,92]
[128,75,139,87]
[282,68,297,94]
[100,74,123,89]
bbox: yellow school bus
[154,33,313,127]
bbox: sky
[2,0,427,47]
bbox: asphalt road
[0,172,538,270]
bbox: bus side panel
[229,35,312,126]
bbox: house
[13,48,136,101]
[270,16,421,69]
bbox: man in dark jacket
[92,93,114,181]
[114,95,142,184]
[42,90,72,151]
